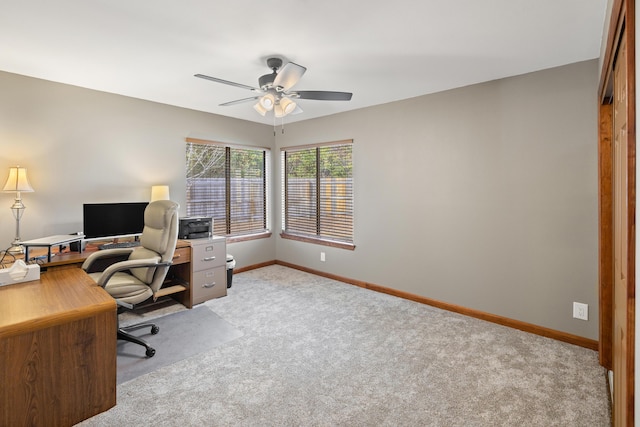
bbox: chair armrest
[117,300,135,310]
[81,248,136,271]
[94,259,172,288]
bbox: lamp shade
[150,185,170,202]
[279,97,297,115]
[3,166,34,193]
[274,104,285,118]
[253,102,268,116]
[259,93,275,110]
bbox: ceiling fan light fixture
[253,102,268,116]
[274,104,285,118]
[259,93,275,110]
[280,97,297,115]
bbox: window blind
[186,141,268,237]
[282,141,353,245]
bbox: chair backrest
[128,200,179,296]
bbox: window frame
[186,137,271,243]
[280,139,355,250]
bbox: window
[281,140,354,249]
[186,138,270,240]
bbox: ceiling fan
[195,57,352,118]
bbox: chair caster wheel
[146,347,156,358]
[151,325,159,335]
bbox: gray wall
[276,59,599,340]
[0,59,599,340]
[0,71,276,267]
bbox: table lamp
[3,166,34,254]
[150,185,170,202]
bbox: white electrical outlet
[573,302,588,321]
[320,252,326,262]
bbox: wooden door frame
[598,0,636,423]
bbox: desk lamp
[3,166,34,254]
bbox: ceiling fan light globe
[280,97,297,115]
[259,93,275,110]
[253,102,268,116]
[274,104,285,118]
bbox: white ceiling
[1,0,607,125]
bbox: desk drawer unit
[192,266,226,304]
[191,239,225,271]
[189,237,226,305]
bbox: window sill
[227,231,272,244]
[280,232,355,250]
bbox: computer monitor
[83,202,148,240]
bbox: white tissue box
[0,260,40,287]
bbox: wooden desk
[42,240,196,308]
[33,238,228,309]
[0,268,117,426]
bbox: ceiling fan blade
[291,105,304,115]
[220,96,260,106]
[295,91,353,101]
[273,62,307,91]
[195,74,260,92]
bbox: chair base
[118,323,159,358]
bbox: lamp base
[7,243,25,255]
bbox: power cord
[28,256,46,266]
[0,248,16,269]
[0,249,44,268]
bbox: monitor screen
[83,202,149,240]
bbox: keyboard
[98,241,141,250]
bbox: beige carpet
[80,265,610,426]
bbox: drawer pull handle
[173,254,181,259]
[203,256,216,262]
[203,282,216,288]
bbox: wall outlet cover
[573,302,588,321]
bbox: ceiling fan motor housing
[259,73,276,90]
[259,57,283,90]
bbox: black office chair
[82,200,179,357]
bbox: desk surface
[0,268,116,339]
[0,267,117,425]
[37,239,192,269]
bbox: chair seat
[88,271,153,304]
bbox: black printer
[178,216,213,239]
